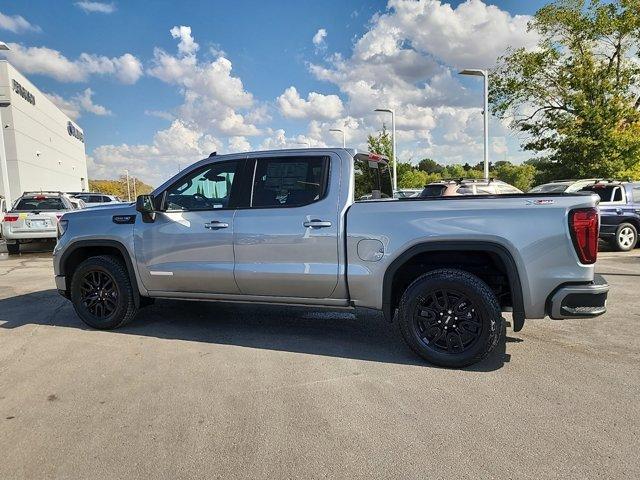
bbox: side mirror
[136,194,156,222]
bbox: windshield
[530,183,568,193]
[14,197,65,211]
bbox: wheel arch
[60,240,141,308]
[382,241,526,331]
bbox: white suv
[72,193,123,208]
[1,192,75,254]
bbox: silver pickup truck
[53,148,609,368]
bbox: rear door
[233,153,340,298]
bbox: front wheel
[611,223,637,252]
[397,269,504,368]
[70,255,138,329]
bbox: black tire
[70,255,138,329]
[397,269,504,368]
[611,223,637,252]
[6,243,19,255]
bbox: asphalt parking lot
[0,241,638,479]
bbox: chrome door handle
[303,219,332,228]
[204,221,229,229]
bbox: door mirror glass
[136,194,155,213]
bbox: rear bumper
[548,275,609,319]
[3,230,57,241]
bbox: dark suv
[580,181,640,251]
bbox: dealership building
[0,60,88,205]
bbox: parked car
[420,178,523,197]
[53,148,608,368]
[529,179,599,194]
[0,195,6,238]
[72,193,123,208]
[2,191,75,254]
[68,197,87,210]
[579,180,640,251]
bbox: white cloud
[148,26,259,137]
[312,28,327,52]
[228,136,251,153]
[89,120,221,185]
[45,88,112,120]
[2,43,142,84]
[170,25,199,56]
[277,86,344,120]
[0,11,41,33]
[75,2,117,14]
[306,0,538,164]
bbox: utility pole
[124,169,131,202]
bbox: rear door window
[582,185,623,202]
[250,156,329,208]
[15,197,65,211]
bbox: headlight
[57,219,68,239]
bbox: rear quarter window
[354,158,392,200]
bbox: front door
[233,154,340,298]
[135,159,243,294]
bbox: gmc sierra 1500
[53,148,608,367]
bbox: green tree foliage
[490,0,640,180]
[417,158,444,174]
[492,162,537,191]
[367,126,394,165]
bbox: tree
[490,0,640,180]
[89,178,154,198]
[491,162,537,191]
[417,158,444,174]
[367,126,394,165]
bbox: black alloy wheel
[412,289,482,354]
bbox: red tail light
[569,208,599,264]
[2,215,18,222]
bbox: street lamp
[0,42,11,205]
[124,169,131,201]
[459,68,489,181]
[374,108,397,191]
[329,128,346,148]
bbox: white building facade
[0,61,88,205]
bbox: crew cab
[53,149,609,368]
[579,180,640,251]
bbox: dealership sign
[67,122,85,143]
[12,79,35,105]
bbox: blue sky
[0,0,546,185]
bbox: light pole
[459,69,489,181]
[132,176,137,198]
[0,42,11,205]
[374,108,397,191]
[329,128,346,148]
[124,169,131,202]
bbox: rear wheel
[6,243,19,255]
[397,269,504,368]
[70,255,138,329]
[611,223,637,252]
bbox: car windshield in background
[14,197,65,211]
[530,184,569,193]
[421,185,447,197]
